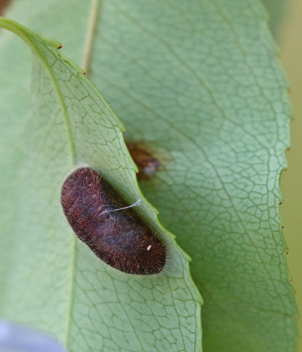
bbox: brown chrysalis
[61,167,166,275]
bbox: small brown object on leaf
[0,0,11,15]
[61,167,166,275]
[128,144,160,180]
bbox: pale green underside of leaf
[0,15,202,352]
[0,0,298,352]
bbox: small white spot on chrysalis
[147,245,152,251]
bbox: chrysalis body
[61,167,166,274]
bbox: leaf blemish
[127,142,160,181]
[0,0,11,16]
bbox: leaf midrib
[82,0,100,74]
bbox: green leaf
[262,0,287,40]
[88,1,298,352]
[0,17,202,352]
[0,0,299,351]
[279,0,302,350]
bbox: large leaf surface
[0,17,202,352]
[89,1,298,352]
[0,0,299,351]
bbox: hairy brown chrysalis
[61,167,166,275]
